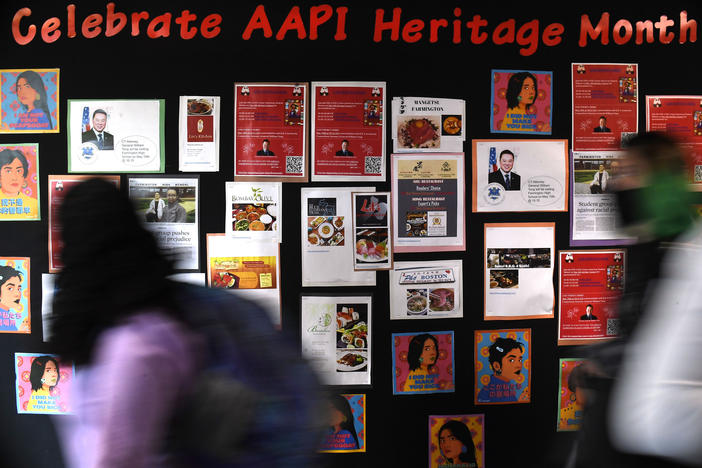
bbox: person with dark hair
[13,70,53,130]
[477,337,524,403]
[0,148,38,220]
[27,356,61,412]
[256,138,275,156]
[144,191,164,222]
[438,420,478,468]
[402,333,440,392]
[81,109,114,150]
[594,116,611,132]
[322,395,360,451]
[336,139,354,156]
[500,71,538,132]
[559,363,588,431]
[580,304,598,320]
[0,265,24,331]
[488,149,521,190]
[161,188,187,223]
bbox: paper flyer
[0,257,30,334]
[491,69,552,135]
[206,233,281,327]
[48,175,120,273]
[557,358,586,432]
[484,223,555,320]
[128,176,199,271]
[319,394,366,453]
[572,63,638,151]
[300,295,371,387]
[178,95,220,172]
[389,260,463,320]
[392,153,466,252]
[352,192,392,271]
[391,97,465,152]
[15,353,73,414]
[472,139,568,212]
[475,328,531,405]
[301,187,376,287]
[0,68,59,133]
[311,81,386,182]
[0,143,40,221]
[428,414,485,468]
[67,99,165,173]
[234,82,308,182]
[392,331,455,395]
[225,181,282,243]
[558,249,625,345]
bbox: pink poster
[15,353,73,414]
[429,414,485,468]
[491,69,553,134]
[392,331,454,395]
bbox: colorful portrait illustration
[319,394,366,453]
[429,414,484,468]
[393,331,455,395]
[0,68,59,133]
[475,329,531,404]
[15,353,73,414]
[0,257,30,333]
[619,76,637,103]
[558,359,587,431]
[491,69,552,134]
[0,144,40,221]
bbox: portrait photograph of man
[488,149,520,190]
[81,109,114,150]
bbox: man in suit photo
[82,109,114,150]
[580,304,598,320]
[593,116,611,133]
[488,149,521,190]
[256,139,275,156]
[336,140,354,156]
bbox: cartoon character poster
[15,353,73,414]
[491,69,553,135]
[475,329,531,405]
[319,394,366,453]
[0,143,40,221]
[0,257,30,333]
[429,414,485,468]
[0,68,59,133]
[392,331,454,395]
[557,358,587,431]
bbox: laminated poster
[389,260,463,320]
[15,353,73,415]
[225,181,282,243]
[572,63,638,152]
[391,97,465,152]
[128,176,199,271]
[301,187,376,287]
[352,191,392,271]
[0,143,40,221]
[300,295,371,387]
[392,331,455,395]
[178,95,220,172]
[48,175,120,273]
[0,68,59,133]
[472,139,568,212]
[475,328,531,405]
[558,249,625,345]
[41,273,55,342]
[206,233,281,327]
[234,83,308,182]
[484,223,555,320]
[392,153,466,252]
[311,81,386,182]
[491,69,553,135]
[0,257,30,334]
[428,414,485,468]
[67,99,165,173]
[319,394,366,453]
[646,95,702,188]
[557,358,586,432]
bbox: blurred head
[0,265,22,310]
[167,189,178,205]
[585,304,593,315]
[30,356,60,391]
[488,337,524,381]
[438,420,477,465]
[341,140,349,151]
[499,150,515,173]
[154,192,160,200]
[262,139,270,150]
[599,116,607,127]
[408,333,439,371]
[328,395,359,448]
[0,149,29,196]
[568,363,588,406]
[506,72,537,110]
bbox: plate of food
[398,116,441,149]
[187,98,213,115]
[429,288,455,311]
[308,232,320,246]
[336,351,368,372]
[407,295,428,314]
[355,234,388,262]
[318,222,335,239]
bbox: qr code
[695,165,702,182]
[364,156,383,175]
[606,318,620,336]
[285,156,303,174]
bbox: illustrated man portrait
[477,337,525,403]
[0,265,23,331]
[336,140,354,156]
[161,188,186,223]
[488,149,521,190]
[81,109,114,150]
[256,139,275,156]
[594,116,611,133]
[589,164,610,194]
[580,304,598,320]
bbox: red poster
[234,83,308,182]
[311,81,386,182]
[646,95,702,187]
[558,249,625,345]
[572,63,638,151]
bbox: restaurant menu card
[389,260,463,320]
[225,182,282,243]
[391,97,465,152]
[178,95,220,172]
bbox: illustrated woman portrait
[500,72,538,132]
[13,70,53,130]
[0,148,38,220]
[27,355,61,412]
[438,420,478,468]
[322,395,360,450]
[402,333,439,392]
[477,337,525,403]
